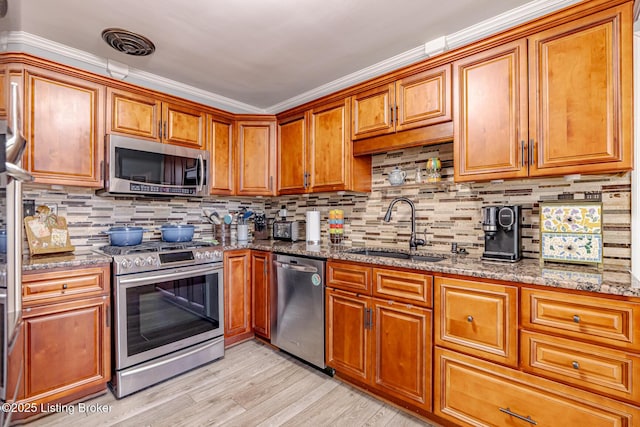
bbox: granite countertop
[22,240,640,297]
[239,240,640,298]
[22,250,112,272]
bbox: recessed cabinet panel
[453,40,528,182]
[351,84,394,140]
[435,277,518,367]
[235,120,276,196]
[528,4,632,175]
[26,69,104,187]
[396,64,451,131]
[107,88,160,141]
[209,115,234,195]
[162,103,205,148]
[277,115,306,194]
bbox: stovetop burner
[99,240,216,256]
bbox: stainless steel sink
[347,249,445,262]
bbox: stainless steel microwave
[100,135,210,197]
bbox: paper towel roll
[306,210,321,243]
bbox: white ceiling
[3,0,579,113]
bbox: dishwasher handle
[274,260,319,273]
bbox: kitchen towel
[306,210,321,243]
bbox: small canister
[329,209,344,244]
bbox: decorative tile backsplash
[22,142,632,266]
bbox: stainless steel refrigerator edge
[1,82,34,427]
[272,254,326,369]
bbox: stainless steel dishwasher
[272,254,327,370]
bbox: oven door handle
[118,265,222,287]
[274,260,318,273]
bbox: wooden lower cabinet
[15,265,111,421]
[435,347,640,427]
[372,300,432,410]
[250,250,272,339]
[22,296,111,402]
[325,287,432,411]
[224,249,253,346]
[326,288,371,382]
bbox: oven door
[114,263,223,370]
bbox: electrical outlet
[23,199,35,217]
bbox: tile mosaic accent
[540,203,602,233]
[540,233,603,264]
[21,143,632,267]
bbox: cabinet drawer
[435,348,640,427]
[23,266,109,305]
[521,330,640,403]
[327,261,371,294]
[435,277,518,367]
[521,288,640,351]
[373,268,432,307]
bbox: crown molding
[267,0,581,114]
[264,45,426,114]
[6,0,582,115]
[7,31,264,114]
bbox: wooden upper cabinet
[25,67,104,187]
[235,119,276,196]
[352,65,451,141]
[528,3,633,176]
[277,113,307,194]
[309,98,351,192]
[396,64,452,132]
[106,88,161,141]
[453,39,529,182]
[162,102,205,148]
[107,87,205,148]
[208,114,234,195]
[277,98,371,195]
[351,83,395,140]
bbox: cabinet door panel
[162,102,205,148]
[453,39,528,182]
[23,296,110,399]
[435,348,640,427]
[372,300,432,410]
[435,277,518,367]
[309,99,350,192]
[224,250,252,343]
[396,64,451,132]
[277,115,306,194]
[325,289,370,382]
[209,115,234,195]
[107,88,161,141]
[0,67,6,120]
[351,84,394,140]
[26,69,104,187]
[235,120,276,196]
[528,4,632,175]
[251,251,271,338]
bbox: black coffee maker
[482,205,522,262]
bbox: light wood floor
[24,340,438,427]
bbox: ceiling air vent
[101,28,155,56]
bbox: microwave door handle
[197,154,204,192]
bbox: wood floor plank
[24,340,431,427]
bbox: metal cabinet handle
[163,121,167,139]
[62,283,68,289]
[390,106,394,125]
[573,315,580,323]
[520,140,525,166]
[467,315,473,322]
[529,139,535,166]
[572,361,580,369]
[499,407,537,425]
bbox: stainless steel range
[102,241,224,398]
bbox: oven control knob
[213,250,222,259]
[134,257,145,267]
[195,252,203,260]
[204,251,212,259]
[146,256,156,266]
[121,259,133,270]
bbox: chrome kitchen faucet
[383,197,426,251]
